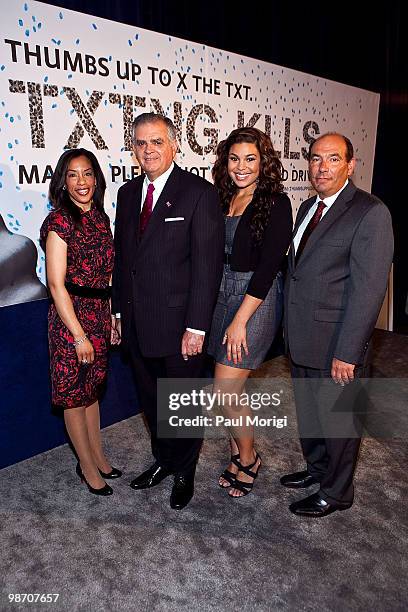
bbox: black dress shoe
[99,467,122,479]
[170,474,194,510]
[280,470,318,489]
[129,463,171,490]
[289,492,352,517]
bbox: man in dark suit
[112,113,224,509]
[282,132,393,517]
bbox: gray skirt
[208,266,283,370]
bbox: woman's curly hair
[212,127,284,244]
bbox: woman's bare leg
[213,363,260,496]
[64,405,106,489]
[84,400,112,473]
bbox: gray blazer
[284,181,394,370]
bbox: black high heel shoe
[218,453,240,488]
[99,467,122,479]
[76,463,113,496]
[228,452,261,498]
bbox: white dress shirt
[293,180,349,253]
[140,162,174,212]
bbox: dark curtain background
[37,0,408,332]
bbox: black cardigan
[228,192,293,299]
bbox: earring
[63,185,66,190]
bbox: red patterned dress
[40,207,114,408]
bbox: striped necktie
[295,200,326,264]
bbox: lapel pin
[166,201,172,207]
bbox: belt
[65,282,111,300]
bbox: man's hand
[111,316,121,345]
[181,331,204,361]
[331,358,355,385]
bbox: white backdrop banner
[0,0,380,304]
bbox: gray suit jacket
[284,181,394,370]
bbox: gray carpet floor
[1,332,408,611]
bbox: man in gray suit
[282,132,394,517]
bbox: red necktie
[295,200,326,264]
[140,183,155,235]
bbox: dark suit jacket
[284,181,394,370]
[112,164,224,358]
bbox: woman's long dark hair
[49,148,108,228]
[212,127,284,244]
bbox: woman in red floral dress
[40,148,120,496]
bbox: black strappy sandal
[228,452,261,497]
[218,453,240,488]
